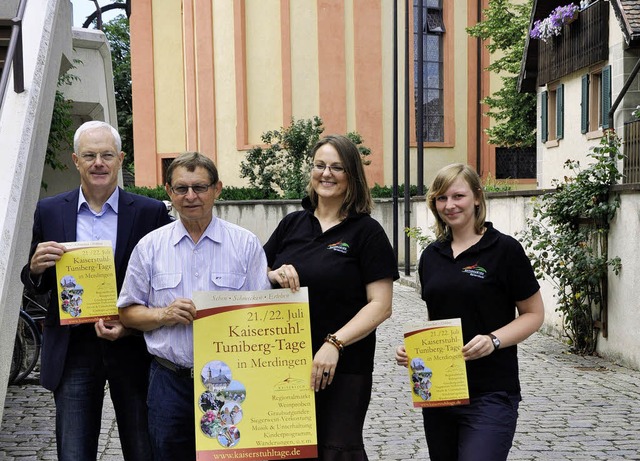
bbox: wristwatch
[488,333,501,350]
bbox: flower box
[530,3,580,42]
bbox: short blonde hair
[427,163,486,241]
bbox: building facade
[130,0,509,190]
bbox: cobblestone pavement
[2,282,640,460]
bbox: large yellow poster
[403,318,469,408]
[55,240,118,325]
[193,288,317,460]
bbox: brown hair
[165,152,219,185]
[307,135,373,215]
[426,163,486,241]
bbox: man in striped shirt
[117,152,271,461]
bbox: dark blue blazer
[21,187,172,391]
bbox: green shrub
[370,184,421,198]
[240,117,324,199]
[127,183,422,201]
[219,186,279,201]
[404,226,434,251]
[240,117,371,199]
[483,173,514,192]
[518,132,622,354]
[125,185,169,201]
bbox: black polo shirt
[419,223,539,394]
[264,198,399,374]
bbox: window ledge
[544,139,560,148]
[586,129,604,140]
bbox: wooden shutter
[556,84,564,140]
[581,74,589,134]
[601,65,612,129]
[541,91,548,143]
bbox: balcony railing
[537,1,609,86]
[624,119,640,184]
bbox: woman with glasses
[264,135,398,460]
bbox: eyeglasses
[79,152,118,163]
[313,163,345,174]
[170,184,214,195]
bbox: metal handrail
[0,0,28,112]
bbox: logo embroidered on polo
[462,263,487,279]
[327,241,350,254]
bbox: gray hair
[73,121,122,153]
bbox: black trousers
[302,372,372,461]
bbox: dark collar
[432,222,500,256]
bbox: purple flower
[530,20,543,39]
[529,3,579,42]
[550,4,579,25]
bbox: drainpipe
[393,0,399,261]
[404,0,411,276]
[476,0,482,173]
[608,57,640,130]
[416,0,424,195]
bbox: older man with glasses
[21,120,173,461]
[117,152,271,460]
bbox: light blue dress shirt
[117,216,271,368]
[76,187,119,253]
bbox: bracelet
[324,334,344,354]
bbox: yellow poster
[193,288,317,460]
[55,240,118,325]
[403,318,469,408]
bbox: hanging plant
[530,3,579,42]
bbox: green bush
[240,117,324,199]
[125,184,279,201]
[240,117,371,199]
[125,185,169,201]
[127,183,422,201]
[483,173,514,192]
[518,132,622,354]
[370,184,421,198]
[219,186,279,201]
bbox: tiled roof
[613,0,640,45]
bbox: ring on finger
[279,271,286,278]
[323,371,329,377]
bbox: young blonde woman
[396,163,544,461]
